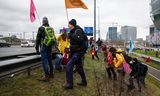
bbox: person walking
[106,48,117,80]
[91,44,99,60]
[96,38,103,51]
[35,17,56,82]
[64,19,87,89]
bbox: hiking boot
[77,82,87,87]
[64,84,73,89]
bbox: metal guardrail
[130,52,160,64]
[0,52,38,61]
[0,55,41,79]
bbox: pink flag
[30,0,36,22]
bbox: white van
[21,41,35,47]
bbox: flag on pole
[129,38,134,53]
[65,0,88,9]
[30,0,36,22]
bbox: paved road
[144,63,160,81]
[0,46,35,58]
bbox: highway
[145,64,160,81]
[0,46,35,58]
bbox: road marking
[148,73,160,81]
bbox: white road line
[148,73,160,81]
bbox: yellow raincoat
[57,34,70,54]
[113,49,125,69]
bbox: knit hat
[42,17,48,24]
[69,19,77,26]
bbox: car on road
[0,39,11,47]
[21,41,35,47]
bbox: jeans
[53,54,63,70]
[40,46,53,76]
[66,53,87,86]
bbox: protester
[57,27,70,54]
[64,19,87,89]
[128,58,148,92]
[91,44,99,60]
[101,43,107,62]
[96,38,103,51]
[35,17,56,81]
[113,48,125,74]
[106,47,117,80]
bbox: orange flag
[65,0,88,9]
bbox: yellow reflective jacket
[113,53,125,68]
[57,34,70,54]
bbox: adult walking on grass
[64,19,87,89]
[35,17,56,82]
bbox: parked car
[21,41,35,47]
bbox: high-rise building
[108,27,117,41]
[150,0,160,29]
[149,25,159,35]
[121,26,137,41]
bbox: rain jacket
[113,49,125,69]
[107,52,113,65]
[57,34,70,54]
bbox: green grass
[0,53,160,96]
[129,54,160,71]
[134,50,160,59]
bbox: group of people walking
[35,16,148,91]
[35,17,87,89]
[103,46,148,92]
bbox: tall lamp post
[94,0,96,41]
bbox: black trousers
[106,66,117,80]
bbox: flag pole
[35,10,41,25]
[65,8,69,23]
[94,0,96,41]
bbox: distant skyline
[0,0,153,40]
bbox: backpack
[138,63,148,76]
[43,26,56,46]
[74,28,88,53]
[83,34,88,53]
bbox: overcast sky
[0,0,153,40]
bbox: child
[91,45,99,60]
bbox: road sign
[84,27,93,36]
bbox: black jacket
[68,25,85,53]
[35,23,50,52]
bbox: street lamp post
[94,0,96,41]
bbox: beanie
[69,19,77,26]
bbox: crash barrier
[0,55,41,79]
[0,52,37,61]
[130,52,160,64]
